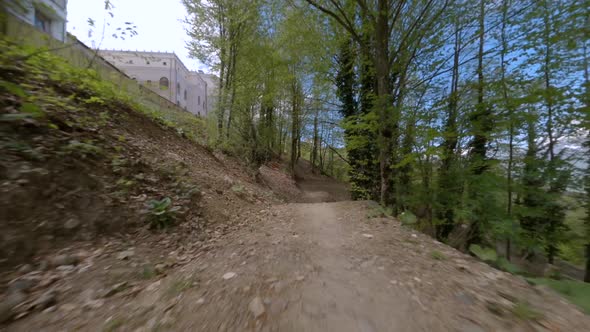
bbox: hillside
[0,39,302,321]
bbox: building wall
[199,73,219,117]
[4,0,68,41]
[99,50,208,117]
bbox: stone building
[99,50,208,117]
[4,0,68,41]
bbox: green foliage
[145,197,180,229]
[469,244,498,263]
[495,257,524,275]
[527,278,590,314]
[62,140,103,157]
[399,211,418,226]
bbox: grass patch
[166,278,193,298]
[510,301,543,321]
[527,278,590,314]
[103,317,125,332]
[139,264,157,280]
[430,250,447,261]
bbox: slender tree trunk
[290,78,300,176]
[464,0,491,247]
[226,39,238,139]
[312,108,320,172]
[375,0,392,206]
[582,14,590,283]
[543,0,558,264]
[501,0,513,261]
[437,23,461,241]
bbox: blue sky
[67,0,207,72]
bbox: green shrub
[399,211,417,226]
[145,197,180,229]
[469,244,498,263]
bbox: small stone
[362,234,374,239]
[116,250,135,260]
[295,276,305,282]
[83,299,104,310]
[413,277,421,283]
[8,279,37,294]
[0,291,26,323]
[222,272,237,280]
[196,298,205,305]
[103,282,128,298]
[389,280,398,285]
[64,218,81,230]
[411,234,418,238]
[33,290,57,310]
[50,254,79,267]
[43,306,57,313]
[56,265,75,273]
[485,301,505,317]
[18,264,34,274]
[61,303,77,312]
[39,275,58,288]
[248,297,266,318]
[155,263,166,275]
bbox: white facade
[4,0,68,41]
[99,50,208,117]
[199,72,219,117]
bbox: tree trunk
[375,0,392,206]
[543,0,558,264]
[500,0,515,261]
[582,14,590,283]
[312,108,319,172]
[290,78,300,176]
[225,39,238,140]
[437,23,461,240]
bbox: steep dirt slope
[0,41,292,325]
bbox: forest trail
[7,172,590,331]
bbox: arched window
[159,77,169,90]
[176,83,181,94]
[184,89,187,100]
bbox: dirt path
[6,180,590,331]
[269,202,419,331]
